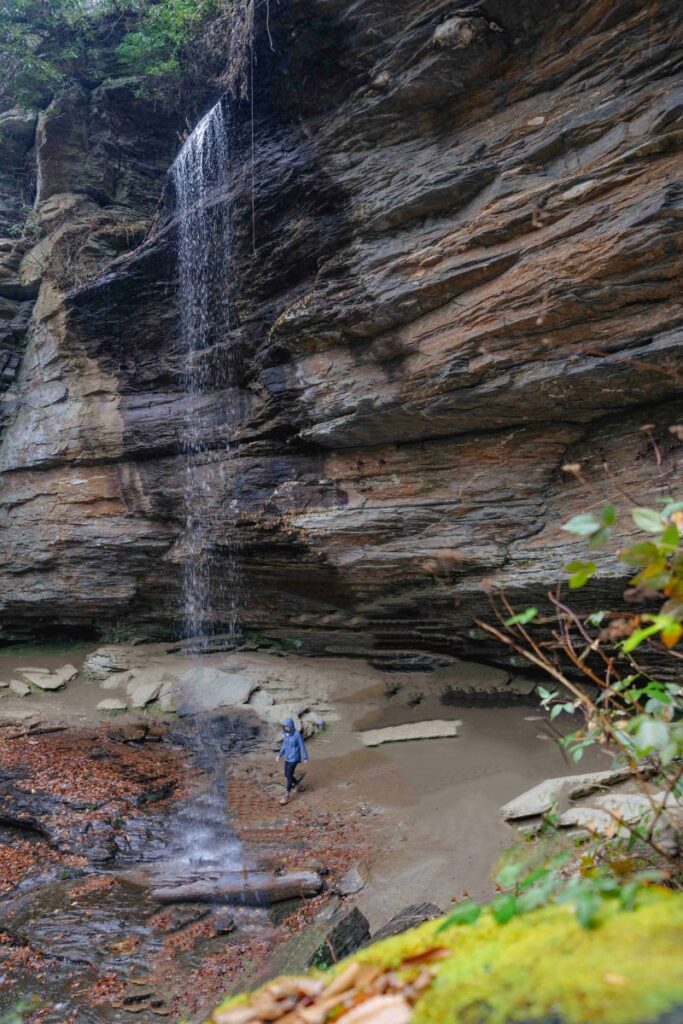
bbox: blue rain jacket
[278,718,309,763]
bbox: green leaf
[621,623,661,653]
[496,863,523,888]
[631,508,667,533]
[575,889,601,929]
[631,718,669,754]
[619,541,660,567]
[562,513,601,537]
[661,523,680,548]
[491,892,519,925]
[662,500,683,517]
[601,503,616,526]
[518,866,552,891]
[622,613,678,652]
[586,610,606,626]
[565,560,597,589]
[437,901,482,931]
[505,606,538,626]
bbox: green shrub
[480,495,683,873]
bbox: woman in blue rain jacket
[276,717,308,804]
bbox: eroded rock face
[0,0,681,656]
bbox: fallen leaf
[213,1006,260,1024]
[400,947,451,966]
[336,995,411,1024]
[322,963,361,998]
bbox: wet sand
[295,679,610,929]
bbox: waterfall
[167,100,245,876]
[171,99,242,645]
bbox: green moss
[210,890,683,1024]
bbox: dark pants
[284,760,300,793]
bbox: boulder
[336,866,365,896]
[249,688,275,712]
[16,664,78,689]
[359,720,461,747]
[306,907,371,969]
[590,792,661,823]
[174,668,257,715]
[127,679,162,708]
[20,671,64,691]
[158,685,177,713]
[370,903,442,943]
[557,807,624,836]
[213,911,236,935]
[55,664,79,684]
[97,698,127,712]
[100,673,129,690]
[501,767,638,820]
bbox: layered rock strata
[0,0,681,659]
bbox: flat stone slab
[359,720,461,746]
[590,792,659,822]
[558,806,626,836]
[500,766,636,820]
[17,664,78,689]
[55,664,79,684]
[127,679,162,709]
[97,698,128,712]
[174,667,257,715]
[9,680,31,697]
[20,671,65,690]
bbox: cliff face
[0,0,681,658]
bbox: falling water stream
[168,100,246,876]
[172,99,242,646]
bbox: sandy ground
[263,675,610,929]
[0,643,610,933]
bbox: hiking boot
[280,795,290,805]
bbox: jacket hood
[282,717,295,730]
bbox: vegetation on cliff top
[0,0,227,108]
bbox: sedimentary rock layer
[0,0,681,658]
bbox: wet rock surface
[0,670,392,1024]
[369,902,442,944]
[0,0,681,653]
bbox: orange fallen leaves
[213,957,435,1024]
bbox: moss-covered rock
[209,890,683,1024]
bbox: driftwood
[151,869,323,906]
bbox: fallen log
[151,869,324,906]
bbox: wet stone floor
[0,712,351,1024]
